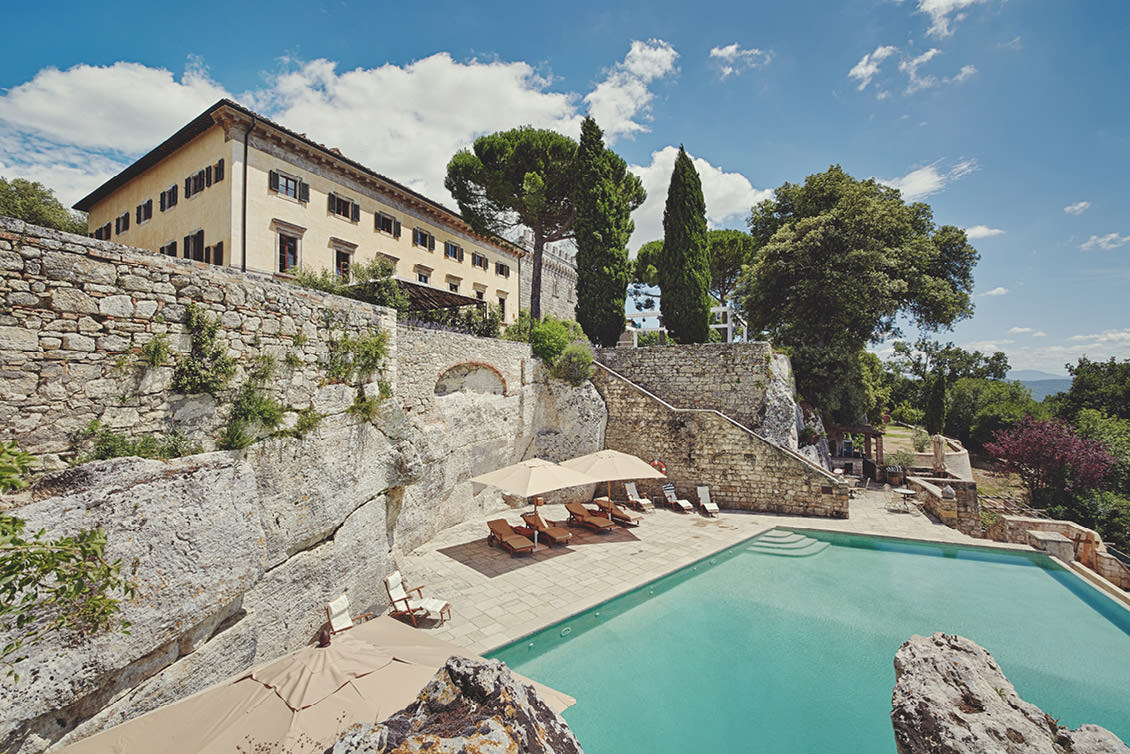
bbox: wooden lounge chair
[622,482,655,512]
[520,511,574,545]
[592,497,642,527]
[696,485,720,517]
[565,502,615,532]
[384,570,451,626]
[324,593,376,634]
[661,483,694,513]
[487,519,537,555]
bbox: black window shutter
[204,245,212,265]
[170,241,177,256]
[299,181,309,202]
[196,229,205,251]
[114,217,120,234]
[197,170,205,192]
[123,213,129,230]
[428,234,435,252]
[205,166,212,187]
[213,241,223,265]
[215,159,224,182]
[160,192,166,212]
[136,205,142,223]
[185,177,192,197]
[146,199,152,218]
[458,247,464,262]
[183,234,191,256]
[170,185,177,206]
[269,170,279,192]
[375,214,381,230]
[351,202,360,222]
[328,193,336,212]
[393,220,401,238]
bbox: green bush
[550,342,594,386]
[292,406,324,437]
[799,424,823,447]
[323,329,388,384]
[529,317,571,363]
[884,450,916,468]
[292,258,409,311]
[347,391,379,423]
[229,384,285,431]
[217,420,255,450]
[891,400,925,427]
[73,420,201,463]
[172,304,235,395]
[0,440,36,493]
[912,429,930,452]
[140,334,169,368]
[502,310,533,342]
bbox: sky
[1,0,1127,376]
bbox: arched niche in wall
[434,361,507,396]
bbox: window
[335,249,351,279]
[474,287,485,301]
[328,193,360,221]
[183,230,205,262]
[471,252,488,270]
[93,223,112,240]
[115,212,130,235]
[413,228,435,251]
[444,241,464,262]
[204,242,224,266]
[213,158,225,183]
[160,240,177,257]
[278,233,299,272]
[417,270,430,284]
[498,296,506,318]
[495,262,510,278]
[136,199,153,224]
[375,212,401,238]
[159,185,178,211]
[268,170,310,202]
[184,169,207,199]
[446,275,461,293]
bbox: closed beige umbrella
[55,617,572,754]
[560,449,666,501]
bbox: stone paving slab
[390,487,1006,655]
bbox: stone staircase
[747,529,829,557]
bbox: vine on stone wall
[172,304,235,395]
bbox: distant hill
[1007,371,1071,402]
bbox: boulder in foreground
[891,632,1128,754]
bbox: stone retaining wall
[0,217,396,465]
[595,342,775,430]
[987,515,1130,590]
[906,476,982,537]
[591,364,847,517]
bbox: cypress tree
[573,117,643,346]
[659,146,711,343]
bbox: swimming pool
[491,530,1130,753]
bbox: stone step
[747,530,829,557]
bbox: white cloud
[880,158,979,201]
[998,330,1130,373]
[849,46,898,91]
[952,65,977,83]
[916,0,989,38]
[709,43,772,79]
[900,49,942,93]
[1067,329,1130,345]
[998,36,1023,51]
[1064,201,1091,215]
[1034,331,1047,337]
[981,286,1009,297]
[1008,327,1046,336]
[964,224,1004,239]
[584,39,679,143]
[1080,233,1130,251]
[627,146,771,250]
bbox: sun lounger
[623,482,655,512]
[661,483,693,513]
[521,511,574,545]
[324,593,376,634]
[384,571,451,626]
[696,485,720,517]
[592,497,642,527]
[565,501,615,532]
[487,519,537,555]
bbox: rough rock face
[756,351,800,447]
[333,657,583,754]
[891,633,1129,754]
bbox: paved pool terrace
[392,487,1020,653]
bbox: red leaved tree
[985,416,1113,508]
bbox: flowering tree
[985,417,1114,508]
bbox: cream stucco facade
[78,100,523,321]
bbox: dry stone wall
[596,342,776,430]
[0,217,396,466]
[592,364,847,517]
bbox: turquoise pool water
[491,530,1130,753]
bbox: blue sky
[1,0,1127,375]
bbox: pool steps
[747,529,829,557]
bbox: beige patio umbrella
[55,616,573,754]
[470,458,600,547]
[560,448,666,501]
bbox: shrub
[891,400,925,426]
[172,304,235,395]
[229,384,285,431]
[551,342,594,386]
[140,334,169,368]
[502,310,533,342]
[217,420,255,450]
[293,406,324,437]
[402,305,502,338]
[912,429,930,452]
[292,258,409,311]
[0,440,36,493]
[799,424,823,447]
[323,329,388,384]
[885,450,916,468]
[529,317,571,363]
[347,391,379,423]
[73,420,201,463]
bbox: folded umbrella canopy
[55,616,573,754]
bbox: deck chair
[661,483,694,513]
[565,502,615,532]
[696,485,720,517]
[592,497,642,527]
[520,511,573,545]
[623,482,655,512]
[324,593,375,634]
[487,519,536,555]
[383,570,451,626]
